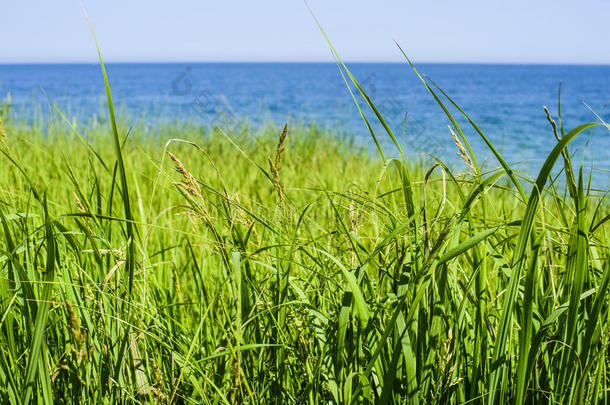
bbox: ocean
[1,62,609,177]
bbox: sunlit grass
[0,34,609,404]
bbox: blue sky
[1,0,609,64]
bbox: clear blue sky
[1,0,609,64]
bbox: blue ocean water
[1,63,609,178]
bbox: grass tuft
[0,32,608,404]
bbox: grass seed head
[543,105,560,141]
[65,300,87,366]
[275,123,288,170]
[73,192,86,213]
[168,151,202,200]
[0,117,7,146]
[268,126,288,204]
[449,126,475,174]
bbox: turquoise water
[1,63,609,176]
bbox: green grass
[0,53,609,404]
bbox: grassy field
[0,56,609,405]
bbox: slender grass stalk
[0,20,607,404]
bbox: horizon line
[1,60,610,67]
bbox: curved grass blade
[20,195,55,404]
[83,9,136,295]
[488,122,599,405]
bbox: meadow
[0,50,609,405]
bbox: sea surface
[1,63,609,180]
